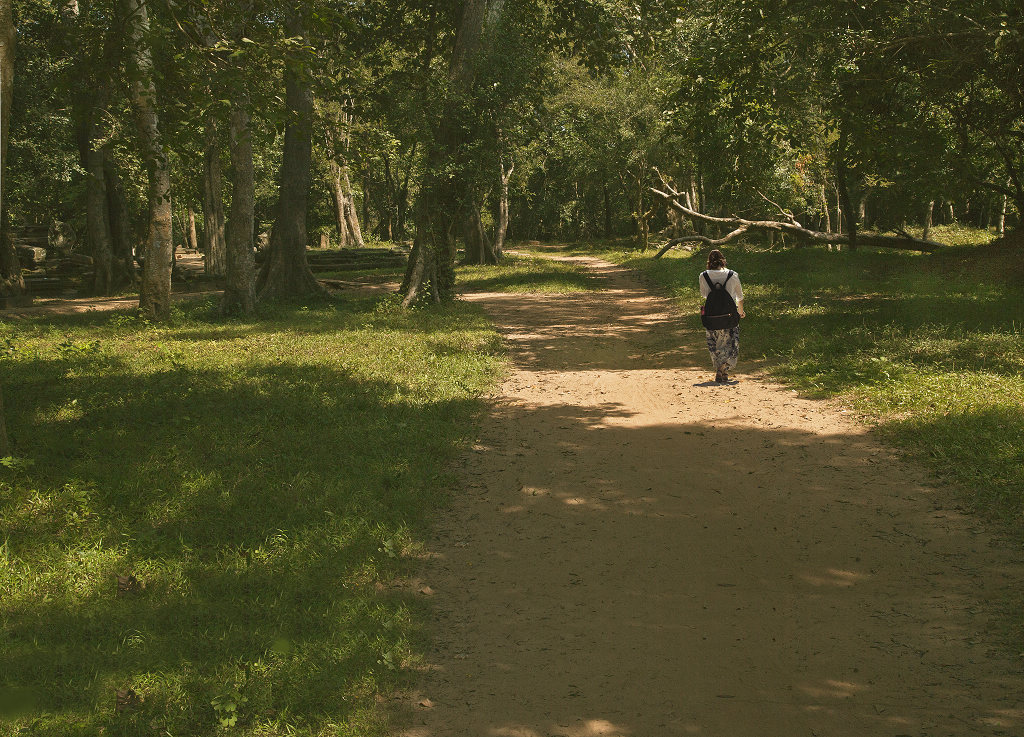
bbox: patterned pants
[706,326,740,372]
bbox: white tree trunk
[341,167,365,248]
[820,185,831,233]
[330,162,349,248]
[123,0,173,319]
[494,158,514,257]
[186,206,199,251]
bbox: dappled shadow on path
[410,395,1024,737]
[463,261,708,373]
[408,256,1024,737]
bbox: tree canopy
[0,0,1019,312]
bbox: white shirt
[699,268,744,303]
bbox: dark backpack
[700,271,740,330]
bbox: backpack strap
[703,272,717,290]
[722,270,734,287]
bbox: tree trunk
[330,161,348,248]
[0,219,18,296]
[326,99,367,249]
[603,180,612,238]
[395,150,415,241]
[341,168,365,248]
[331,155,365,248]
[820,184,832,233]
[84,145,114,294]
[494,158,514,257]
[464,200,496,265]
[203,123,226,276]
[222,103,256,315]
[0,383,8,457]
[402,0,491,303]
[1,0,15,456]
[0,0,19,298]
[695,165,707,236]
[923,200,934,241]
[362,175,374,237]
[835,119,857,249]
[256,10,322,300]
[65,0,117,293]
[122,0,173,320]
[999,193,1007,236]
[635,175,652,251]
[401,234,440,307]
[74,74,115,294]
[186,206,199,251]
[104,158,136,287]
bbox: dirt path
[399,257,1024,737]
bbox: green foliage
[0,294,503,736]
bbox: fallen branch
[651,173,943,257]
[654,227,750,258]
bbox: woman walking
[699,249,745,383]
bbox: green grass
[316,250,600,293]
[907,222,1003,247]
[316,267,406,283]
[456,253,599,294]
[589,233,1024,521]
[0,294,504,736]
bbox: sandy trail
[401,257,1023,737]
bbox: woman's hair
[707,250,727,269]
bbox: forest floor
[398,254,1024,737]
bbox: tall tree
[202,121,227,275]
[0,0,19,300]
[121,0,173,319]
[402,0,499,304]
[223,96,257,315]
[257,8,322,300]
[322,98,366,249]
[56,1,135,294]
[493,147,514,257]
[0,0,14,457]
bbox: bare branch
[649,187,942,256]
[654,227,750,258]
[757,191,800,226]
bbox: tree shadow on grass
[626,247,1024,385]
[874,404,1024,511]
[619,244,1024,516]
[0,338,486,734]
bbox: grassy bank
[590,234,1024,521]
[456,253,599,294]
[0,294,503,736]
